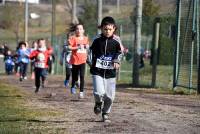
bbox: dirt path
[1,75,200,134]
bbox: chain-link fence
[173,0,199,90]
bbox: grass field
[0,73,198,133]
[0,82,61,133]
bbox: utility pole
[117,0,120,14]
[196,0,200,94]
[24,0,28,42]
[97,0,102,34]
[72,0,78,24]
[51,0,56,75]
[132,0,142,87]
[173,0,181,89]
[51,0,56,46]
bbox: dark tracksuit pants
[71,63,85,92]
[35,68,47,89]
[65,67,72,81]
[19,62,28,77]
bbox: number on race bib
[22,58,27,63]
[95,58,114,69]
[35,62,45,68]
[77,48,86,53]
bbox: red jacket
[29,48,53,68]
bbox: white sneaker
[102,113,111,123]
[23,76,27,80]
[79,92,84,99]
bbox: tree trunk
[133,0,143,87]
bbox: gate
[173,0,200,91]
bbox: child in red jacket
[29,38,53,93]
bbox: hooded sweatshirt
[29,47,53,68]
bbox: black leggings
[71,63,85,92]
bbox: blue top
[17,48,30,63]
[5,55,14,65]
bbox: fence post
[196,0,200,94]
[151,18,160,87]
[173,0,181,89]
[198,46,200,94]
[188,0,198,90]
[117,25,123,81]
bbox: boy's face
[7,51,11,55]
[38,40,46,48]
[75,25,84,37]
[21,44,26,49]
[33,42,38,48]
[102,24,116,38]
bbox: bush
[78,1,97,38]
[158,35,174,65]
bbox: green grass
[118,60,174,88]
[0,82,62,133]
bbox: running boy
[60,39,72,88]
[17,41,30,81]
[29,38,53,93]
[88,16,123,122]
[68,23,89,98]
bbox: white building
[0,0,39,4]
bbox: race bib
[66,53,71,63]
[95,56,114,69]
[35,62,45,68]
[77,47,86,54]
[35,53,46,68]
[6,59,11,64]
[21,58,27,63]
[37,53,45,61]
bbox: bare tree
[66,0,72,10]
[0,4,24,44]
[133,0,143,86]
[63,0,78,24]
[72,0,79,24]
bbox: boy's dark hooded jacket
[88,34,123,78]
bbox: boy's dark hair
[100,16,116,27]
[37,38,45,44]
[18,41,26,47]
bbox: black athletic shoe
[19,76,23,82]
[42,81,45,88]
[75,81,80,88]
[94,102,102,115]
[35,87,40,93]
[102,113,111,123]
